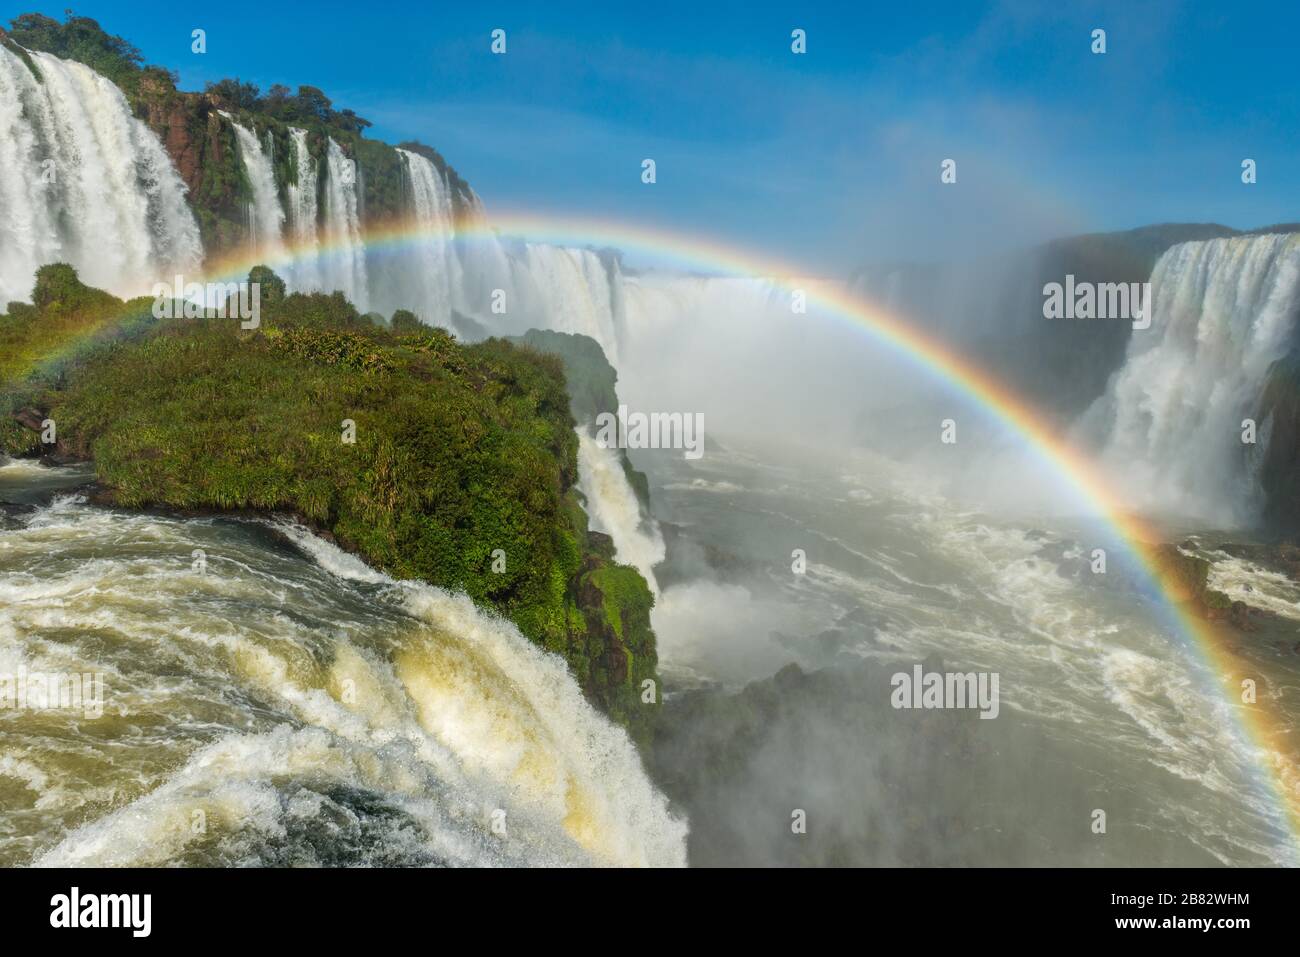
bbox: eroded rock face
[136,74,203,193]
[1257,354,1300,538]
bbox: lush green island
[0,264,661,742]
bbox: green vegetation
[5,12,156,92]
[0,266,660,739]
[510,329,653,510]
[390,309,421,332]
[512,330,619,423]
[1257,353,1300,537]
[208,79,372,134]
[0,264,154,454]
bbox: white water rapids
[0,479,685,867]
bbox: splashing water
[576,429,665,592]
[223,114,286,261]
[320,138,369,310]
[0,45,202,303]
[0,490,686,867]
[1084,233,1300,523]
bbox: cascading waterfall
[444,190,623,355]
[451,188,515,321]
[222,113,286,262]
[393,148,460,326]
[515,246,622,364]
[1082,233,1300,524]
[285,127,322,291]
[0,486,686,868]
[576,430,665,593]
[321,137,369,310]
[0,45,202,304]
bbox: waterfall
[222,113,286,262]
[1082,233,1300,523]
[321,137,369,310]
[0,44,202,304]
[450,188,527,330]
[285,128,322,291]
[395,148,460,326]
[442,195,622,360]
[576,429,665,593]
[2,494,686,867]
[514,246,622,364]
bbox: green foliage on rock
[1,264,124,384]
[4,12,149,90]
[512,329,620,423]
[390,309,421,332]
[510,329,653,512]
[0,266,662,740]
[1257,353,1300,538]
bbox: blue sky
[9,1,1300,271]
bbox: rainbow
[13,211,1300,859]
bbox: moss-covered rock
[509,329,653,511]
[0,266,662,739]
[1255,353,1300,538]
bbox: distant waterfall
[0,44,202,304]
[449,189,529,330]
[223,113,286,262]
[393,148,460,326]
[285,128,322,291]
[1083,233,1300,523]
[447,197,624,361]
[576,429,665,593]
[321,137,369,310]
[515,247,622,365]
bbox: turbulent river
[5,441,1300,867]
[642,439,1300,867]
[0,459,686,867]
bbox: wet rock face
[1145,543,1260,630]
[135,74,203,193]
[1257,354,1300,539]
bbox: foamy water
[576,429,665,592]
[0,489,686,867]
[643,440,1300,866]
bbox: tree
[248,265,286,304]
[205,78,262,110]
[295,85,333,122]
[334,109,372,134]
[391,309,421,331]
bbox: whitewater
[0,470,686,867]
[0,44,201,304]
